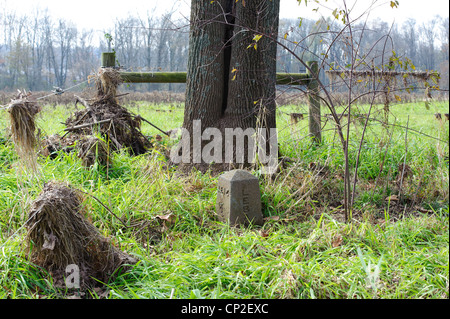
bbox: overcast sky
[1,0,448,32]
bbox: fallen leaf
[154,212,176,232]
[385,195,399,201]
[414,206,434,214]
[42,230,57,250]
[94,287,110,299]
[260,230,270,238]
[332,235,343,248]
[155,213,176,224]
[263,216,280,222]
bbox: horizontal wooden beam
[276,73,312,86]
[120,72,187,84]
[118,71,312,86]
[325,70,440,78]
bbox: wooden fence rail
[101,52,322,142]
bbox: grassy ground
[0,99,448,299]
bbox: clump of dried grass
[8,90,41,172]
[95,68,123,102]
[40,133,111,168]
[25,181,137,289]
[65,68,152,156]
[76,135,110,167]
[40,134,77,159]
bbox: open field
[0,98,448,299]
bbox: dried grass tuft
[40,134,77,159]
[76,135,110,167]
[25,181,137,289]
[65,68,152,156]
[95,68,123,102]
[8,90,41,171]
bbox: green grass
[108,211,448,299]
[0,99,448,299]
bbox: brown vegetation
[25,181,137,289]
[7,90,41,172]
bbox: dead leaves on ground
[385,194,400,202]
[154,212,176,232]
[331,235,343,248]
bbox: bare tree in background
[45,19,77,88]
[420,18,438,71]
[0,3,448,92]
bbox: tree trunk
[179,0,280,174]
[223,0,279,131]
[183,0,228,132]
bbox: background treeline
[0,8,448,95]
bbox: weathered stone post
[216,170,263,226]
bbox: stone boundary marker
[216,170,264,226]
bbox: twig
[109,134,123,150]
[74,95,94,112]
[80,191,128,229]
[325,69,440,79]
[398,116,410,202]
[63,118,113,131]
[74,94,99,136]
[61,110,92,139]
[343,2,356,223]
[71,110,91,127]
[351,69,377,208]
[135,115,170,136]
[115,93,130,98]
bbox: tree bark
[181,0,280,174]
[183,0,228,132]
[223,0,279,131]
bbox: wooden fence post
[307,61,321,144]
[101,52,116,68]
